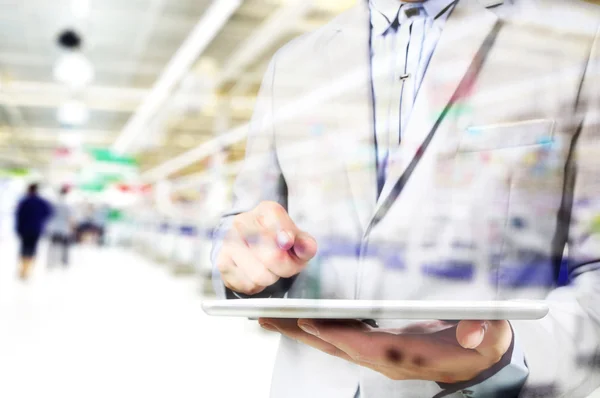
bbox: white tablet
[202,299,549,320]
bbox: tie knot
[388,4,424,31]
[382,4,425,35]
[402,5,425,21]
[404,6,423,19]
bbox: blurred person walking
[93,204,109,247]
[47,186,73,268]
[15,183,52,280]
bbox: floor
[1,237,599,398]
[0,238,279,398]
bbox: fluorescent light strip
[168,126,363,191]
[153,22,527,180]
[141,124,247,182]
[112,0,242,154]
[142,57,600,183]
[170,160,244,191]
[141,62,372,182]
[216,0,313,86]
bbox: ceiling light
[54,52,94,89]
[58,100,90,126]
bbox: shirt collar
[370,0,457,35]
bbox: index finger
[255,202,298,249]
[255,203,318,262]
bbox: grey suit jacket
[212,0,600,396]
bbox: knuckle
[215,253,231,273]
[216,260,229,273]
[259,202,288,223]
[224,277,256,295]
[277,268,296,278]
[251,269,278,286]
[222,231,236,247]
[224,279,244,293]
[245,267,265,285]
[231,218,245,234]
[246,284,266,295]
[261,250,285,266]
[220,239,233,253]
[260,201,284,213]
[277,261,301,278]
[247,274,264,287]
[222,273,239,288]
[265,272,280,286]
[270,202,286,215]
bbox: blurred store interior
[0,1,354,397]
[2,1,600,397]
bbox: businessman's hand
[217,201,318,295]
[259,319,512,384]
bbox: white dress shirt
[370,0,456,191]
[368,1,528,397]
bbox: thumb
[456,320,512,360]
[291,232,318,262]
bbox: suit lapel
[322,2,377,232]
[377,0,499,208]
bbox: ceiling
[3,0,600,184]
[0,0,355,178]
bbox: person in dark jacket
[15,183,52,280]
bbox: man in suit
[212,0,600,396]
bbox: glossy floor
[0,238,278,398]
[0,238,598,398]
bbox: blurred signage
[0,168,30,177]
[87,148,137,166]
[76,148,139,192]
[115,183,152,193]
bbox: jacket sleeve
[510,24,600,398]
[210,55,293,299]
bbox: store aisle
[0,239,279,398]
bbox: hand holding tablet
[209,202,549,385]
[203,299,544,385]
[258,317,518,385]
